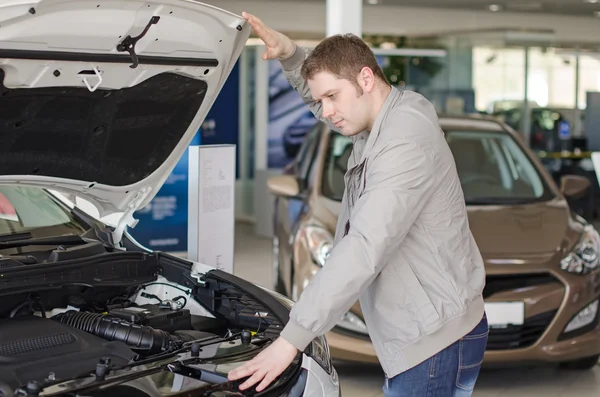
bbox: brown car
[268,114,600,370]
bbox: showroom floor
[228,222,600,397]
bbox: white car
[0,1,340,396]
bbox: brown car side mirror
[560,175,591,200]
[267,175,301,198]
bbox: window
[294,121,322,188]
[0,186,86,238]
[321,129,553,204]
[321,132,353,201]
[446,130,551,203]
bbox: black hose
[52,311,190,355]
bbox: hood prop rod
[117,16,160,69]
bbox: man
[229,12,488,396]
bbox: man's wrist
[280,44,305,71]
[277,335,300,352]
[280,317,317,351]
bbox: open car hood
[0,0,249,235]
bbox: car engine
[0,249,293,397]
[0,301,221,395]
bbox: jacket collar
[350,86,403,164]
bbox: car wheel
[559,354,599,370]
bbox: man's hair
[300,34,389,95]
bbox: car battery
[108,304,192,334]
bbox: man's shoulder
[388,90,439,124]
[378,91,442,143]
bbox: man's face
[307,71,370,136]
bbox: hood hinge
[112,187,152,244]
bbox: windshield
[0,186,85,239]
[321,129,552,204]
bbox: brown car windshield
[321,129,553,204]
[0,185,86,239]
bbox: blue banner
[267,60,318,169]
[130,131,201,252]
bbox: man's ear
[358,67,376,92]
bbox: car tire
[559,354,600,370]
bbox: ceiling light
[367,0,379,4]
[489,4,502,12]
[584,0,599,3]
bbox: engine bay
[0,292,235,395]
[0,251,292,397]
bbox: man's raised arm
[243,12,337,131]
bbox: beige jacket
[278,46,486,378]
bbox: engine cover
[0,315,136,394]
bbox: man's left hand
[228,336,298,391]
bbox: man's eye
[329,94,336,100]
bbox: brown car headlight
[305,225,333,267]
[304,226,370,337]
[560,226,600,275]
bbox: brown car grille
[483,273,560,299]
[487,310,557,350]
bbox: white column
[253,45,276,237]
[522,46,531,144]
[326,0,362,37]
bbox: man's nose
[322,100,335,118]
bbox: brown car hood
[315,196,576,261]
[467,199,572,256]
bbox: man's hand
[228,336,298,392]
[242,12,296,61]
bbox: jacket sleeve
[280,45,339,133]
[279,137,437,351]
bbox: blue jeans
[383,314,488,397]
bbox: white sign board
[188,145,236,274]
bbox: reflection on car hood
[0,0,249,221]
[467,199,572,255]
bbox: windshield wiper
[0,234,86,250]
[0,232,33,242]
